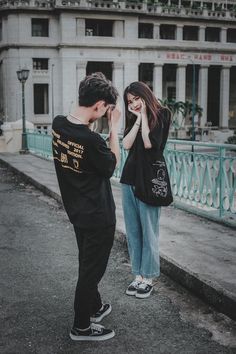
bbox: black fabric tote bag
[134,148,173,207]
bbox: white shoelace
[138,282,152,290]
[130,280,140,287]
[90,323,104,333]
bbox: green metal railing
[27,131,53,160]
[26,131,236,225]
[165,140,236,225]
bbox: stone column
[76,61,87,88]
[76,18,85,37]
[199,25,205,42]
[125,18,138,39]
[112,62,125,132]
[124,62,139,88]
[219,66,230,128]
[153,64,163,100]
[112,62,124,98]
[60,56,78,115]
[198,65,208,126]
[113,20,124,38]
[153,24,160,40]
[176,64,186,102]
[76,61,87,109]
[220,27,227,44]
[176,24,183,41]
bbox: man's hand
[107,104,121,166]
[111,106,121,128]
[108,105,121,131]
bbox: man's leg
[73,225,115,329]
[90,289,102,316]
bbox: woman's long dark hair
[123,81,163,133]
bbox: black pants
[73,224,115,329]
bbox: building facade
[0,0,236,134]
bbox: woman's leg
[138,201,161,279]
[121,184,142,276]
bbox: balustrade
[26,130,236,225]
[1,0,236,21]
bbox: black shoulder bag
[134,148,173,207]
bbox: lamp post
[51,63,55,121]
[192,62,196,142]
[188,58,196,141]
[17,68,30,153]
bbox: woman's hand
[128,99,147,119]
[128,105,141,118]
[140,99,147,117]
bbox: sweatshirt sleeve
[148,109,171,150]
[88,134,117,178]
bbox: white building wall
[60,50,77,115]
[0,1,236,131]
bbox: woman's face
[127,93,143,113]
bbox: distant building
[0,0,236,134]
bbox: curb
[1,156,236,321]
[159,253,236,321]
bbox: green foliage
[225,131,236,145]
[159,99,203,130]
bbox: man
[52,72,120,341]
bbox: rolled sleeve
[88,135,117,178]
[148,109,171,150]
[148,124,163,150]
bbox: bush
[225,131,236,144]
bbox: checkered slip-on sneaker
[126,280,141,296]
[70,323,115,341]
[90,303,112,323]
[135,283,153,299]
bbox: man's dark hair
[79,72,118,107]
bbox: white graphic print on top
[151,161,168,197]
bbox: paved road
[0,164,235,354]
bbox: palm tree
[160,99,203,138]
[182,100,203,127]
[159,99,186,134]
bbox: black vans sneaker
[126,280,141,296]
[69,323,115,341]
[135,283,153,298]
[90,303,112,323]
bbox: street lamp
[16,68,30,153]
[188,58,196,141]
[51,63,55,121]
[192,62,196,142]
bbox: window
[33,58,49,70]
[227,28,236,43]
[34,84,49,114]
[32,19,49,37]
[139,63,154,90]
[181,0,191,7]
[139,23,153,39]
[160,24,176,40]
[183,26,198,41]
[85,19,113,37]
[86,61,112,81]
[205,27,220,42]
[167,87,176,100]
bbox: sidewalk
[0,152,235,321]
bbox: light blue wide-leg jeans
[121,184,161,278]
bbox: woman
[120,81,172,299]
